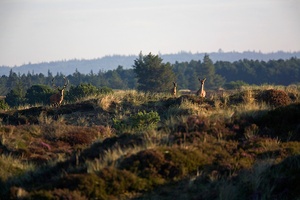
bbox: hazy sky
[1,0,299,66]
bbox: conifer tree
[133,52,176,93]
[198,54,225,89]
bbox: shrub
[119,148,208,182]
[113,111,160,133]
[129,111,160,130]
[66,83,99,102]
[5,89,26,107]
[228,90,257,105]
[25,85,54,105]
[99,86,114,94]
[258,89,291,107]
[98,168,148,195]
[37,170,148,199]
[62,131,96,146]
[0,99,9,110]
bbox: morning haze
[1,51,300,76]
[0,0,299,67]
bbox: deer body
[50,77,68,107]
[50,89,65,107]
[172,82,177,97]
[196,78,206,98]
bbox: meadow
[0,85,300,200]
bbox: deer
[50,77,68,107]
[196,78,206,98]
[172,82,177,97]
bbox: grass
[0,86,300,199]
[0,154,35,182]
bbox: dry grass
[0,154,35,181]
[98,93,122,111]
[86,144,152,173]
[0,87,300,199]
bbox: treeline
[2,51,300,76]
[1,55,299,96]
[215,57,300,85]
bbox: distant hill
[1,51,299,76]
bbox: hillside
[1,51,299,76]
[0,86,300,199]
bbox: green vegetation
[0,85,299,199]
[133,52,176,93]
[65,83,101,102]
[113,110,160,133]
[25,84,54,105]
[1,54,300,97]
[0,99,9,110]
[0,53,300,199]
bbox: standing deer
[50,77,68,107]
[172,82,177,97]
[196,78,206,98]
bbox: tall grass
[0,154,35,182]
[86,133,156,172]
[1,86,300,199]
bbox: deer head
[172,82,177,96]
[50,77,69,107]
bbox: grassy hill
[0,86,300,199]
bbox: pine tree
[198,54,225,89]
[133,52,176,93]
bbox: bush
[25,85,54,105]
[113,111,160,133]
[30,170,148,199]
[31,174,107,199]
[99,86,113,94]
[258,89,291,107]
[66,83,100,102]
[98,168,148,195]
[119,148,208,182]
[0,99,9,110]
[61,129,98,146]
[5,89,26,107]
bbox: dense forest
[1,54,299,96]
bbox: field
[0,85,300,200]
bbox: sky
[0,0,299,66]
